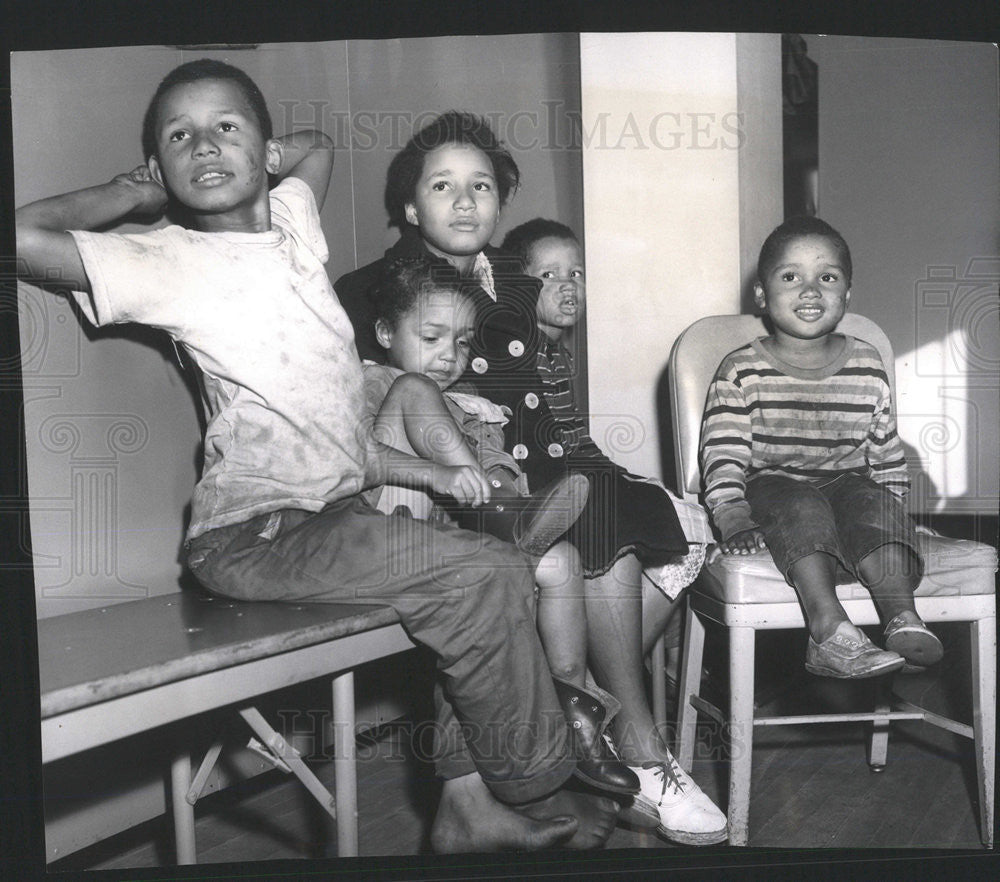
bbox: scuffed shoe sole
[619,795,662,829]
[804,622,905,679]
[628,761,729,846]
[657,822,729,846]
[804,654,904,679]
[884,620,944,667]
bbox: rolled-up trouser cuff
[435,747,577,806]
[486,753,577,805]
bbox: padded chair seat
[700,533,998,605]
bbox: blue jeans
[746,473,922,586]
[186,495,573,804]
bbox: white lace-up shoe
[629,755,728,845]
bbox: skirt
[566,456,690,579]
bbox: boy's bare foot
[431,773,577,853]
[519,780,620,849]
[430,772,618,853]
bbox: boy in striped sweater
[700,217,942,678]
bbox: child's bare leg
[374,373,479,466]
[535,542,587,687]
[583,554,669,765]
[786,551,849,643]
[585,554,728,842]
[640,579,683,659]
[792,550,906,678]
[860,543,942,666]
[857,542,920,622]
[641,582,685,688]
[539,543,640,796]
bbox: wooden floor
[52,618,992,874]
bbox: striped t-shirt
[699,335,909,540]
[536,335,605,461]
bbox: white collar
[472,252,496,301]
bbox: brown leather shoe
[447,473,589,556]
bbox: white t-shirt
[70,178,367,539]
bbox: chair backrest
[667,313,896,499]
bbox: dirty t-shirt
[69,177,367,540]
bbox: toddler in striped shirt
[700,216,942,679]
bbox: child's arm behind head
[272,130,335,212]
[15,166,167,293]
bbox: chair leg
[727,626,756,847]
[867,676,892,771]
[676,600,705,769]
[971,615,996,849]
[651,632,667,730]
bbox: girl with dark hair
[336,111,570,545]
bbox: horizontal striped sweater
[700,335,909,540]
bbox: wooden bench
[38,590,416,864]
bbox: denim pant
[186,495,574,804]
[746,472,922,585]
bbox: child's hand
[432,464,492,507]
[719,528,767,555]
[112,166,168,216]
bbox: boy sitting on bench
[15,59,618,853]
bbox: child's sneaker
[627,754,728,845]
[883,612,944,668]
[805,621,904,679]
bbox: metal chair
[665,312,996,846]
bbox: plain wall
[341,33,584,265]
[579,32,784,483]
[806,36,999,515]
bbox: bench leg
[332,670,359,857]
[187,739,226,803]
[238,706,339,822]
[170,751,197,864]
